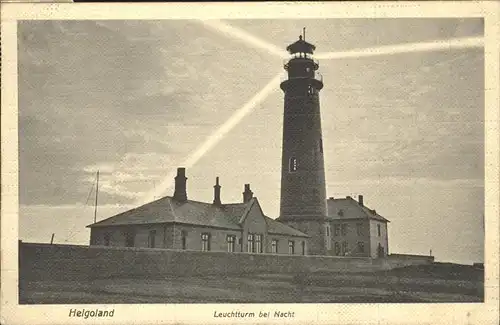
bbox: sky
[18,19,484,264]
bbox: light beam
[314,37,483,60]
[137,73,282,205]
[137,22,483,204]
[199,20,288,58]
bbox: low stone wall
[383,253,435,268]
[18,242,433,281]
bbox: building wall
[19,242,434,282]
[283,220,324,255]
[241,203,269,253]
[329,220,371,257]
[89,205,309,254]
[266,234,308,255]
[90,224,170,249]
[171,224,242,252]
[369,220,389,258]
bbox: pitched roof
[87,196,310,237]
[88,196,243,230]
[264,216,310,238]
[327,197,390,223]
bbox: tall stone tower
[277,32,330,255]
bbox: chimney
[243,184,253,203]
[213,177,221,206]
[173,167,187,202]
[358,195,364,206]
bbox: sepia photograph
[2,2,499,325]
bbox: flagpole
[94,170,99,223]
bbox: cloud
[18,20,278,205]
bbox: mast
[94,170,99,223]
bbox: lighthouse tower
[277,31,330,255]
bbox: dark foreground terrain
[19,263,483,304]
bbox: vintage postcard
[1,1,499,325]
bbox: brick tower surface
[277,32,330,256]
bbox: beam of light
[137,21,483,205]
[314,37,483,60]
[137,73,282,205]
[199,19,288,58]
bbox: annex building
[88,33,390,259]
[89,169,310,255]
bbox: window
[227,235,236,253]
[148,230,156,248]
[255,234,263,253]
[201,233,210,251]
[181,230,187,250]
[334,224,341,237]
[103,233,110,246]
[308,85,314,95]
[341,223,348,236]
[247,234,254,253]
[305,67,311,73]
[319,139,323,153]
[289,157,298,172]
[334,242,341,256]
[377,224,381,237]
[313,189,319,201]
[124,230,135,247]
[356,223,363,236]
[338,209,344,217]
[301,241,306,255]
[271,239,278,254]
[326,225,330,237]
[288,241,295,255]
[341,241,348,256]
[378,243,385,257]
[357,242,365,253]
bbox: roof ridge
[87,195,171,227]
[238,197,256,224]
[167,197,177,222]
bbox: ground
[19,263,483,304]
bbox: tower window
[319,139,323,153]
[308,85,314,95]
[289,157,298,172]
